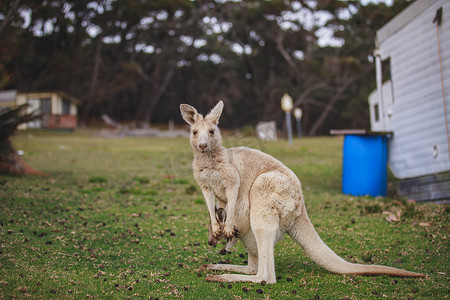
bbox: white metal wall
[376,0,450,179]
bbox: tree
[0,0,414,134]
[0,105,44,175]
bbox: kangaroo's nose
[199,143,207,151]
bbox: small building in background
[0,90,79,130]
[368,0,450,202]
[256,121,277,141]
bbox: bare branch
[0,0,20,36]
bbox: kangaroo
[180,101,424,283]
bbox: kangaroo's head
[180,101,224,154]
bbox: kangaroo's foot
[201,263,257,275]
[205,274,275,283]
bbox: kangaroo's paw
[223,224,238,241]
[211,222,222,239]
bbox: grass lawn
[1,130,448,299]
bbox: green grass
[1,131,448,299]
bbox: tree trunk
[0,140,46,176]
[83,32,104,120]
[308,78,354,136]
[142,66,176,124]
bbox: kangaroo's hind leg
[205,173,281,283]
[201,248,258,275]
[205,216,279,283]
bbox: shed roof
[0,90,17,103]
[0,90,80,105]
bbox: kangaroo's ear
[180,104,202,125]
[205,101,224,125]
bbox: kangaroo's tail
[288,203,424,278]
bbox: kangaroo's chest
[196,166,229,202]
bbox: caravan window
[382,58,391,83]
[383,57,395,104]
[374,104,380,122]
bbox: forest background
[0,0,413,135]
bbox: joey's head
[180,101,224,154]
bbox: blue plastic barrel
[342,135,387,197]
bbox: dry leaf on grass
[382,211,401,223]
[418,222,432,227]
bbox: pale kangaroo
[180,101,424,283]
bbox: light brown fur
[180,101,424,283]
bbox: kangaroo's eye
[209,129,215,135]
[193,130,198,136]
